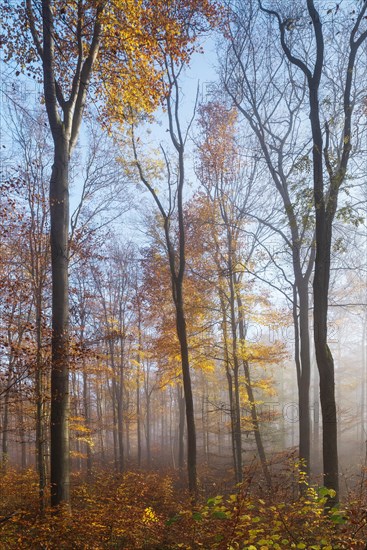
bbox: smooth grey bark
[49,133,70,504]
[26,0,103,505]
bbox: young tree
[132,86,198,490]
[9,108,52,509]
[221,2,316,480]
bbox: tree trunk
[219,288,238,480]
[19,397,27,470]
[227,263,243,483]
[236,288,271,486]
[136,368,141,468]
[35,293,46,510]
[111,379,118,472]
[146,393,151,467]
[177,384,185,471]
[313,230,339,499]
[2,371,11,469]
[95,382,105,462]
[232,365,243,483]
[174,288,197,494]
[161,391,165,458]
[83,369,92,477]
[361,319,366,456]
[49,134,70,506]
[170,388,175,469]
[125,416,130,461]
[310,80,339,501]
[293,280,312,481]
[115,380,124,473]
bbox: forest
[0,0,367,548]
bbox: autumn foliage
[1,0,367,546]
[1,463,367,549]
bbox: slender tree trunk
[71,371,82,471]
[225,368,237,478]
[361,319,366,456]
[236,289,271,486]
[136,368,141,468]
[146,393,151,467]
[170,389,175,469]
[83,369,92,477]
[35,293,46,510]
[227,264,243,483]
[219,288,238,479]
[232,365,242,483]
[125,417,130,461]
[133,63,197,493]
[19,405,27,471]
[25,0,102,506]
[201,393,207,463]
[96,383,105,462]
[115,380,124,473]
[161,391,165,458]
[205,388,210,466]
[111,378,118,472]
[174,285,197,494]
[293,280,312,482]
[244,358,272,486]
[2,370,11,469]
[177,384,185,471]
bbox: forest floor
[1,458,367,549]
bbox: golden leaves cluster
[2,0,221,124]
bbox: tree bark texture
[50,136,70,506]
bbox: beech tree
[2,0,219,505]
[225,0,367,501]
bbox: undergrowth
[0,464,367,549]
